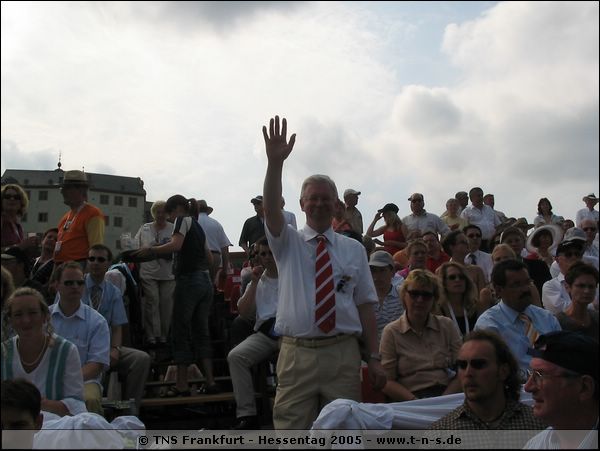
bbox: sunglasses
[446,274,466,281]
[407,290,434,300]
[3,194,20,201]
[88,256,108,263]
[456,359,489,370]
[63,280,85,287]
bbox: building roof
[1,169,146,195]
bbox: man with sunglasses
[475,259,560,375]
[430,330,545,443]
[227,237,280,430]
[524,331,599,449]
[542,237,588,315]
[54,170,105,267]
[82,244,150,416]
[463,224,493,283]
[49,261,110,415]
[581,219,599,259]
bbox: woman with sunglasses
[366,203,408,256]
[131,195,217,396]
[1,287,85,416]
[557,262,599,339]
[380,269,462,401]
[1,184,38,252]
[435,262,483,337]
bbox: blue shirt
[82,275,128,327]
[49,301,110,387]
[474,301,561,374]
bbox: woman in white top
[533,198,564,229]
[1,287,85,416]
[134,200,175,345]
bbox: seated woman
[557,262,599,339]
[533,197,564,229]
[525,224,562,268]
[1,287,85,416]
[380,270,462,401]
[435,262,483,337]
[366,203,408,256]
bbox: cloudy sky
[2,1,598,251]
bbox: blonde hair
[400,269,439,301]
[435,262,479,317]
[2,287,55,343]
[491,243,516,262]
[150,200,166,220]
[1,184,29,216]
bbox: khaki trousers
[84,383,103,416]
[273,335,361,430]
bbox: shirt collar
[52,301,86,320]
[85,274,105,290]
[499,301,536,323]
[397,312,439,333]
[302,225,335,243]
[411,209,427,217]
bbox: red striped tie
[315,235,336,333]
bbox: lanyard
[448,303,469,336]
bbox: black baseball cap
[527,331,598,380]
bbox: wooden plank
[145,376,230,388]
[141,392,262,408]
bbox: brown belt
[282,334,356,348]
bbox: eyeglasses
[583,227,597,232]
[63,280,85,287]
[446,274,466,281]
[467,234,482,239]
[526,369,581,386]
[456,359,489,370]
[87,256,108,263]
[259,251,273,257]
[407,290,434,300]
[411,199,424,203]
[3,194,20,201]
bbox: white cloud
[1,1,598,248]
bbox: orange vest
[55,204,104,263]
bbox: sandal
[165,386,191,397]
[198,383,220,395]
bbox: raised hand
[262,115,296,164]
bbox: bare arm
[262,116,296,237]
[81,362,104,381]
[442,376,463,396]
[366,213,384,237]
[237,269,261,320]
[382,379,418,401]
[41,399,70,417]
[110,325,122,367]
[357,303,387,391]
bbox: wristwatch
[369,352,382,361]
